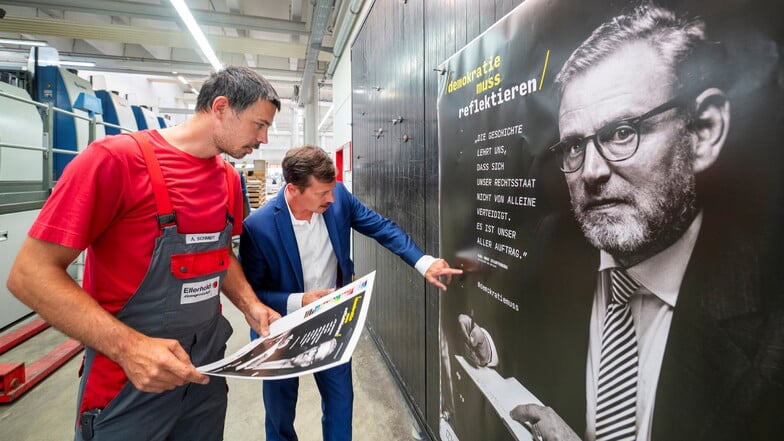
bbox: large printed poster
[438,1,784,440]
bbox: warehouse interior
[10,1,778,441]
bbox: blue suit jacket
[240,182,425,338]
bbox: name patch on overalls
[186,233,221,244]
[181,276,221,304]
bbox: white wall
[332,53,353,150]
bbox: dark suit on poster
[508,211,784,441]
[239,182,425,440]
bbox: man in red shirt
[6,66,282,441]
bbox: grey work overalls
[75,132,234,441]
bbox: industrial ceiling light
[0,38,47,47]
[59,60,96,67]
[169,0,223,72]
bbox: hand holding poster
[198,271,375,380]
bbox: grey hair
[195,66,281,114]
[554,3,710,99]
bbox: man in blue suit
[240,145,462,441]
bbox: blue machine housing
[96,90,121,135]
[96,90,138,135]
[131,105,162,130]
[34,66,104,178]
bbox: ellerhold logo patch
[181,276,220,304]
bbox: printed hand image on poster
[198,272,374,380]
[437,1,784,440]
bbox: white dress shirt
[584,212,703,441]
[285,201,339,314]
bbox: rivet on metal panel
[375,128,384,139]
[434,66,447,75]
[400,134,410,142]
[390,116,404,125]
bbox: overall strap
[128,131,177,229]
[223,160,236,224]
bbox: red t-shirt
[28,130,244,413]
[30,130,243,313]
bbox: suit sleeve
[341,185,425,267]
[239,221,291,322]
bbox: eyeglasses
[549,96,687,173]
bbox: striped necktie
[596,268,641,441]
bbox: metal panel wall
[352,0,524,437]
[352,0,428,424]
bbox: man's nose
[326,190,335,203]
[257,128,268,144]
[580,140,611,183]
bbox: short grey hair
[195,66,281,114]
[554,3,713,100]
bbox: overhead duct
[297,0,332,106]
[0,47,306,80]
[326,0,366,78]
[0,16,309,59]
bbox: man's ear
[211,96,230,120]
[284,182,297,196]
[690,88,730,174]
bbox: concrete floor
[0,296,422,440]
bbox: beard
[223,147,252,160]
[571,135,698,264]
[218,138,255,159]
[214,128,257,159]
